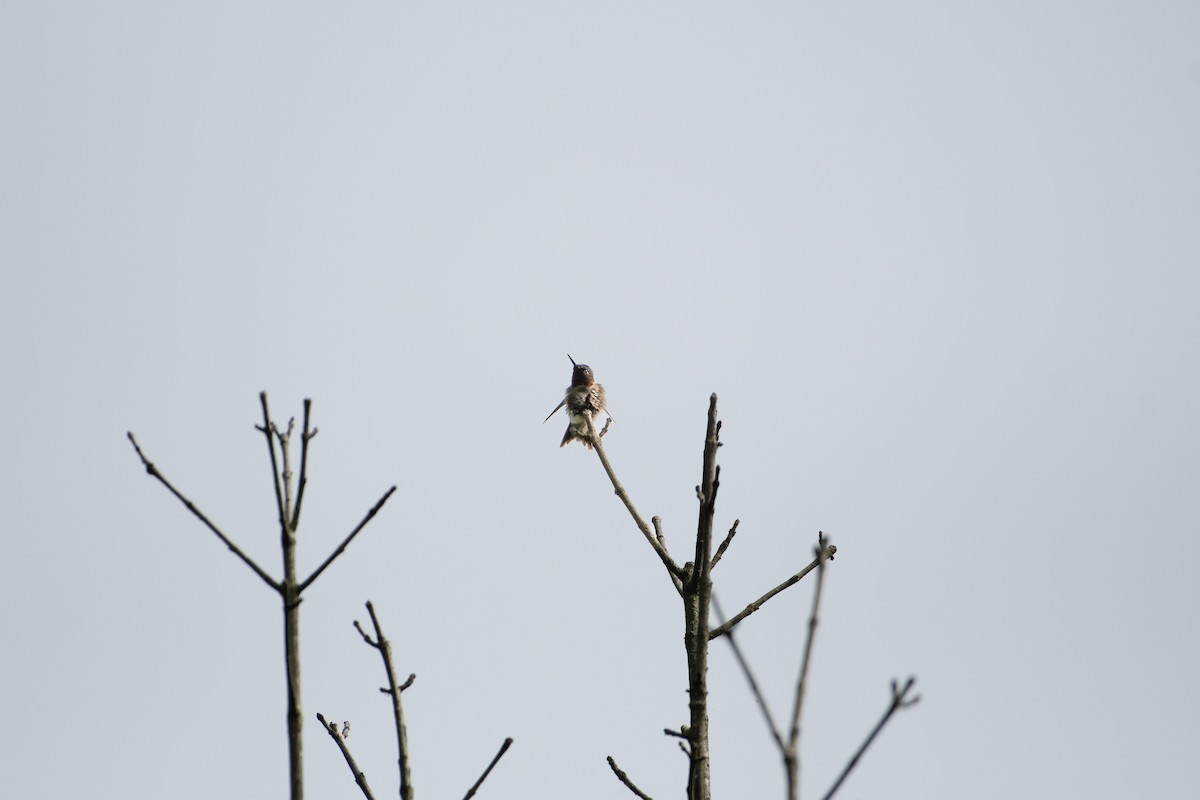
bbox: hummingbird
[544,355,610,449]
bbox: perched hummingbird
[544,355,610,449]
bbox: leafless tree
[129,391,913,799]
[128,393,395,800]
[589,395,918,800]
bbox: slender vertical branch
[278,416,297,522]
[265,401,305,800]
[354,601,415,800]
[684,394,721,800]
[258,392,287,532]
[785,533,830,800]
[293,399,316,526]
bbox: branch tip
[607,756,654,800]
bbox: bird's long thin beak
[567,353,577,367]
[543,398,567,423]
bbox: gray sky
[2,2,1198,798]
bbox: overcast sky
[3,2,1198,798]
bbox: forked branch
[821,677,920,800]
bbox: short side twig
[821,677,920,800]
[299,486,397,592]
[607,756,654,800]
[651,517,684,594]
[708,540,837,640]
[126,432,281,593]
[710,519,739,570]
[461,737,514,800]
[317,712,376,800]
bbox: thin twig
[299,486,397,592]
[293,398,316,525]
[821,677,920,800]
[461,738,514,800]
[607,756,654,800]
[711,594,784,752]
[587,419,685,584]
[126,432,281,593]
[784,534,830,800]
[708,541,837,640]
[257,392,288,532]
[710,519,739,570]
[653,516,684,593]
[277,416,296,524]
[356,601,414,799]
[317,712,377,800]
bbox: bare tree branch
[652,516,684,594]
[299,486,397,593]
[785,533,831,800]
[354,601,414,800]
[708,541,837,640]
[317,712,376,800]
[682,395,721,800]
[586,419,685,585]
[821,677,920,800]
[276,416,298,526]
[292,398,317,526]
[709,519,739,570]
[607,756,654,800]
[256,392,289,530]
[126,432,281,593]
[711,594,784,752]
[461,738,514,800]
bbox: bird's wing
[543,397,567,423]
[593,386,613,422]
